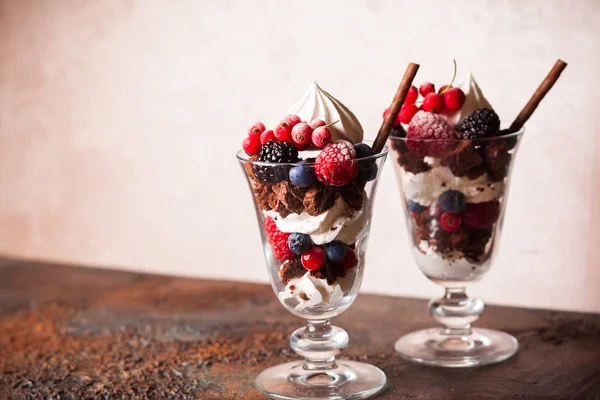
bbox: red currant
[339,248,358,269]
[301,246,326,271]
[422,93,444,113]
[440,212,462,233]
[419,82,435,97]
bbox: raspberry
[260,129,275,145]
[253,141,299,183]
[274,121,293,142]
[264,217,293,260]
[314,140,358,186]
[419,82,435,97]
[399,103,420,124]
[459,108,500,139]
[301,246,326,271]
[312,126,332,148]
[248,122,266,138]
[422,93,444,113]
[338,248,358,269]
[284,114,301,126]
[406,85,419,104]
[242,135,261,155]
[291,123,313,147]
[407,111,459,156]
[461,201,500,228]
[443,87,465,111]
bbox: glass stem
[290,319,349,371]
[428,287,484,337]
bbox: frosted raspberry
[314,140,358,186]
[407,111,459,157]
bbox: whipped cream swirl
[286,83,364,144]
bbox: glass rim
[388,126,525,143]
[236,140,389,166]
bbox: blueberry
[357,164,378,182]
[354,143,373,159]
[438,190,466,213]
[289,164,315,187]
[287,233,311,255]
[324,240,347,262]
[407,200,427,214]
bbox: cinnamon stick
[509,59,567,132]
[372,62,420,154]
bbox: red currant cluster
[242,115,334,156]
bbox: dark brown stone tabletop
[1,257,599,400]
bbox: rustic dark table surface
[1,257,600,400]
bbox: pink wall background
[1,0,599,312]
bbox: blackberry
[253,141,299,183]
[459,108,500,139]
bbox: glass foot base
[394,327,518,368]
[255,360,386,399]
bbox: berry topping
[291,123,313,146]
[314,140,358,186]
[440,212,462,233]
[422,93,445,113]
[406,111,459,156]
[399,103,420,124]
[459,108,501,139]
[354,143,373,159]
[253,141,299,183]
[406,85,419,104]
[284,114,302,126]
[461,200,500,228]
[260,129,276,145]
[242,135,261,155]
[390,125,407,137]
[274,121,293,142]
[324,240,347,262]
[312,126,332,148]
[287,233,312,255]
[264,217,293,260]
[438,190,466,213]
[301,246,326,271]
[407,200,427,214]
[289,163,316,187]
[438,85,449,94]
[443,87,465,111]
[357,163,378,182]
[248,122,266,138]
[309,119,327,129]
[339,248,358,269]
[419,82,436,97]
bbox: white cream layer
[264,192,368,245]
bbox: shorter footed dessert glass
[238,142,388,399]
[390,128,523,367]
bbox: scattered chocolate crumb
[299,292,309,301]
[289,285,295,291]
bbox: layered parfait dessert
[241,83,380,313]
[388,64,519,284]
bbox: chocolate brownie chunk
[483,140,512,181]
[303,183,336,216]
[441,140,484,177]
[397,151,431,174]
[279,258,305,285]
[340,182,364,211]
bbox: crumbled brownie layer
[441,140,484,177]
[279,258,305,285]
[483,140,512,181]
[244,163,365,218]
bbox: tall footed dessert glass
[238,83,393,399]
[237,62,419,398]
[388,60,566,367]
